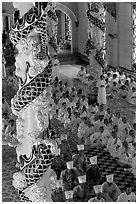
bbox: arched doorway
[2,13,12,32]
[55,3,79,54]
[56,9,72,54]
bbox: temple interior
[2,2,136,202]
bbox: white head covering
[89,156,97,165]
[61,134,67,141]
[65,190,74,199]
[106,174,114,183]
[77,144,84,151]
[78,175,86,184]
[66,161,73,169]
[56,180,63,188]
[93,185,103,194]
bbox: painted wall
[77,2,88,56]
[118,3,132,70]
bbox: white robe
[97,79,106,105]
[117,192,136,202]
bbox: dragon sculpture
[8,2,59,201]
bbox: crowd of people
[2,57,136,201]
[77,66,136,106]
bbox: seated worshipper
[127,86,136,105]
[97,126,110,147]
[106,72,113,83]
[60,161,79,191]
[88,185,105,202]
[104,107,113,120]
[130,77,136,88]
[119,70,126,81]
[124,79,130,91]
[73,175,90,202]
[118,116,131,135]
[80,106,89,118]
[72,145,87,174]
[64,190,74,202]
[126,129,135,144]
[74,101,81,113]
[116,184,136,202]
[87,75,94,86]
[2,97,12,117]
[71,112,82,133]
[118,85,128,99]
[90,126,103,148]
[117,141,132,166]
[7,71,19,91]
[2,113,9,133]
[52,180,66,202]
[86,156,102,189]
[103,118,110,135]
[59,134,73,161]
[102,174,121,202]
[51,149,66,179]
[77,117,94,140]
[112,111,122,126]
[110,73,119,86]
[59,92,70,107]
[94,105,106,119]
[111,81,118,93]
[70,87,77,98]
[96,75,107,106]
[4,119,16,137]
[62,107,72,128]
[112,68,120,78]
[112,124,123,141]
[89,103,98,115]
[93,115,104,132]
[80,95,89,109]
[102,69,107,78]
[106,84,111,97]
[84,120,95,145]
[62,82,69,93]
[105,130,119,153]
[58,102,67,121]
[77,66,87,82]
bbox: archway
[2,13,12,32]
[55,3,79,54]
[56,9,72,54]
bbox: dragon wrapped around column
[8,2,59,202]
[85,2,106,79]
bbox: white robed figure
[96,75,106,106]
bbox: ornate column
[85,3,106,79]
[6,2,59,202]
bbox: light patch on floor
[56,64,81,79]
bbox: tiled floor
[2,61,136,202]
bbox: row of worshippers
[77,66,136,105]
[104,68,136,105]
[47,76,135,176]
[51,143,136,202]
[77,109,136,177]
